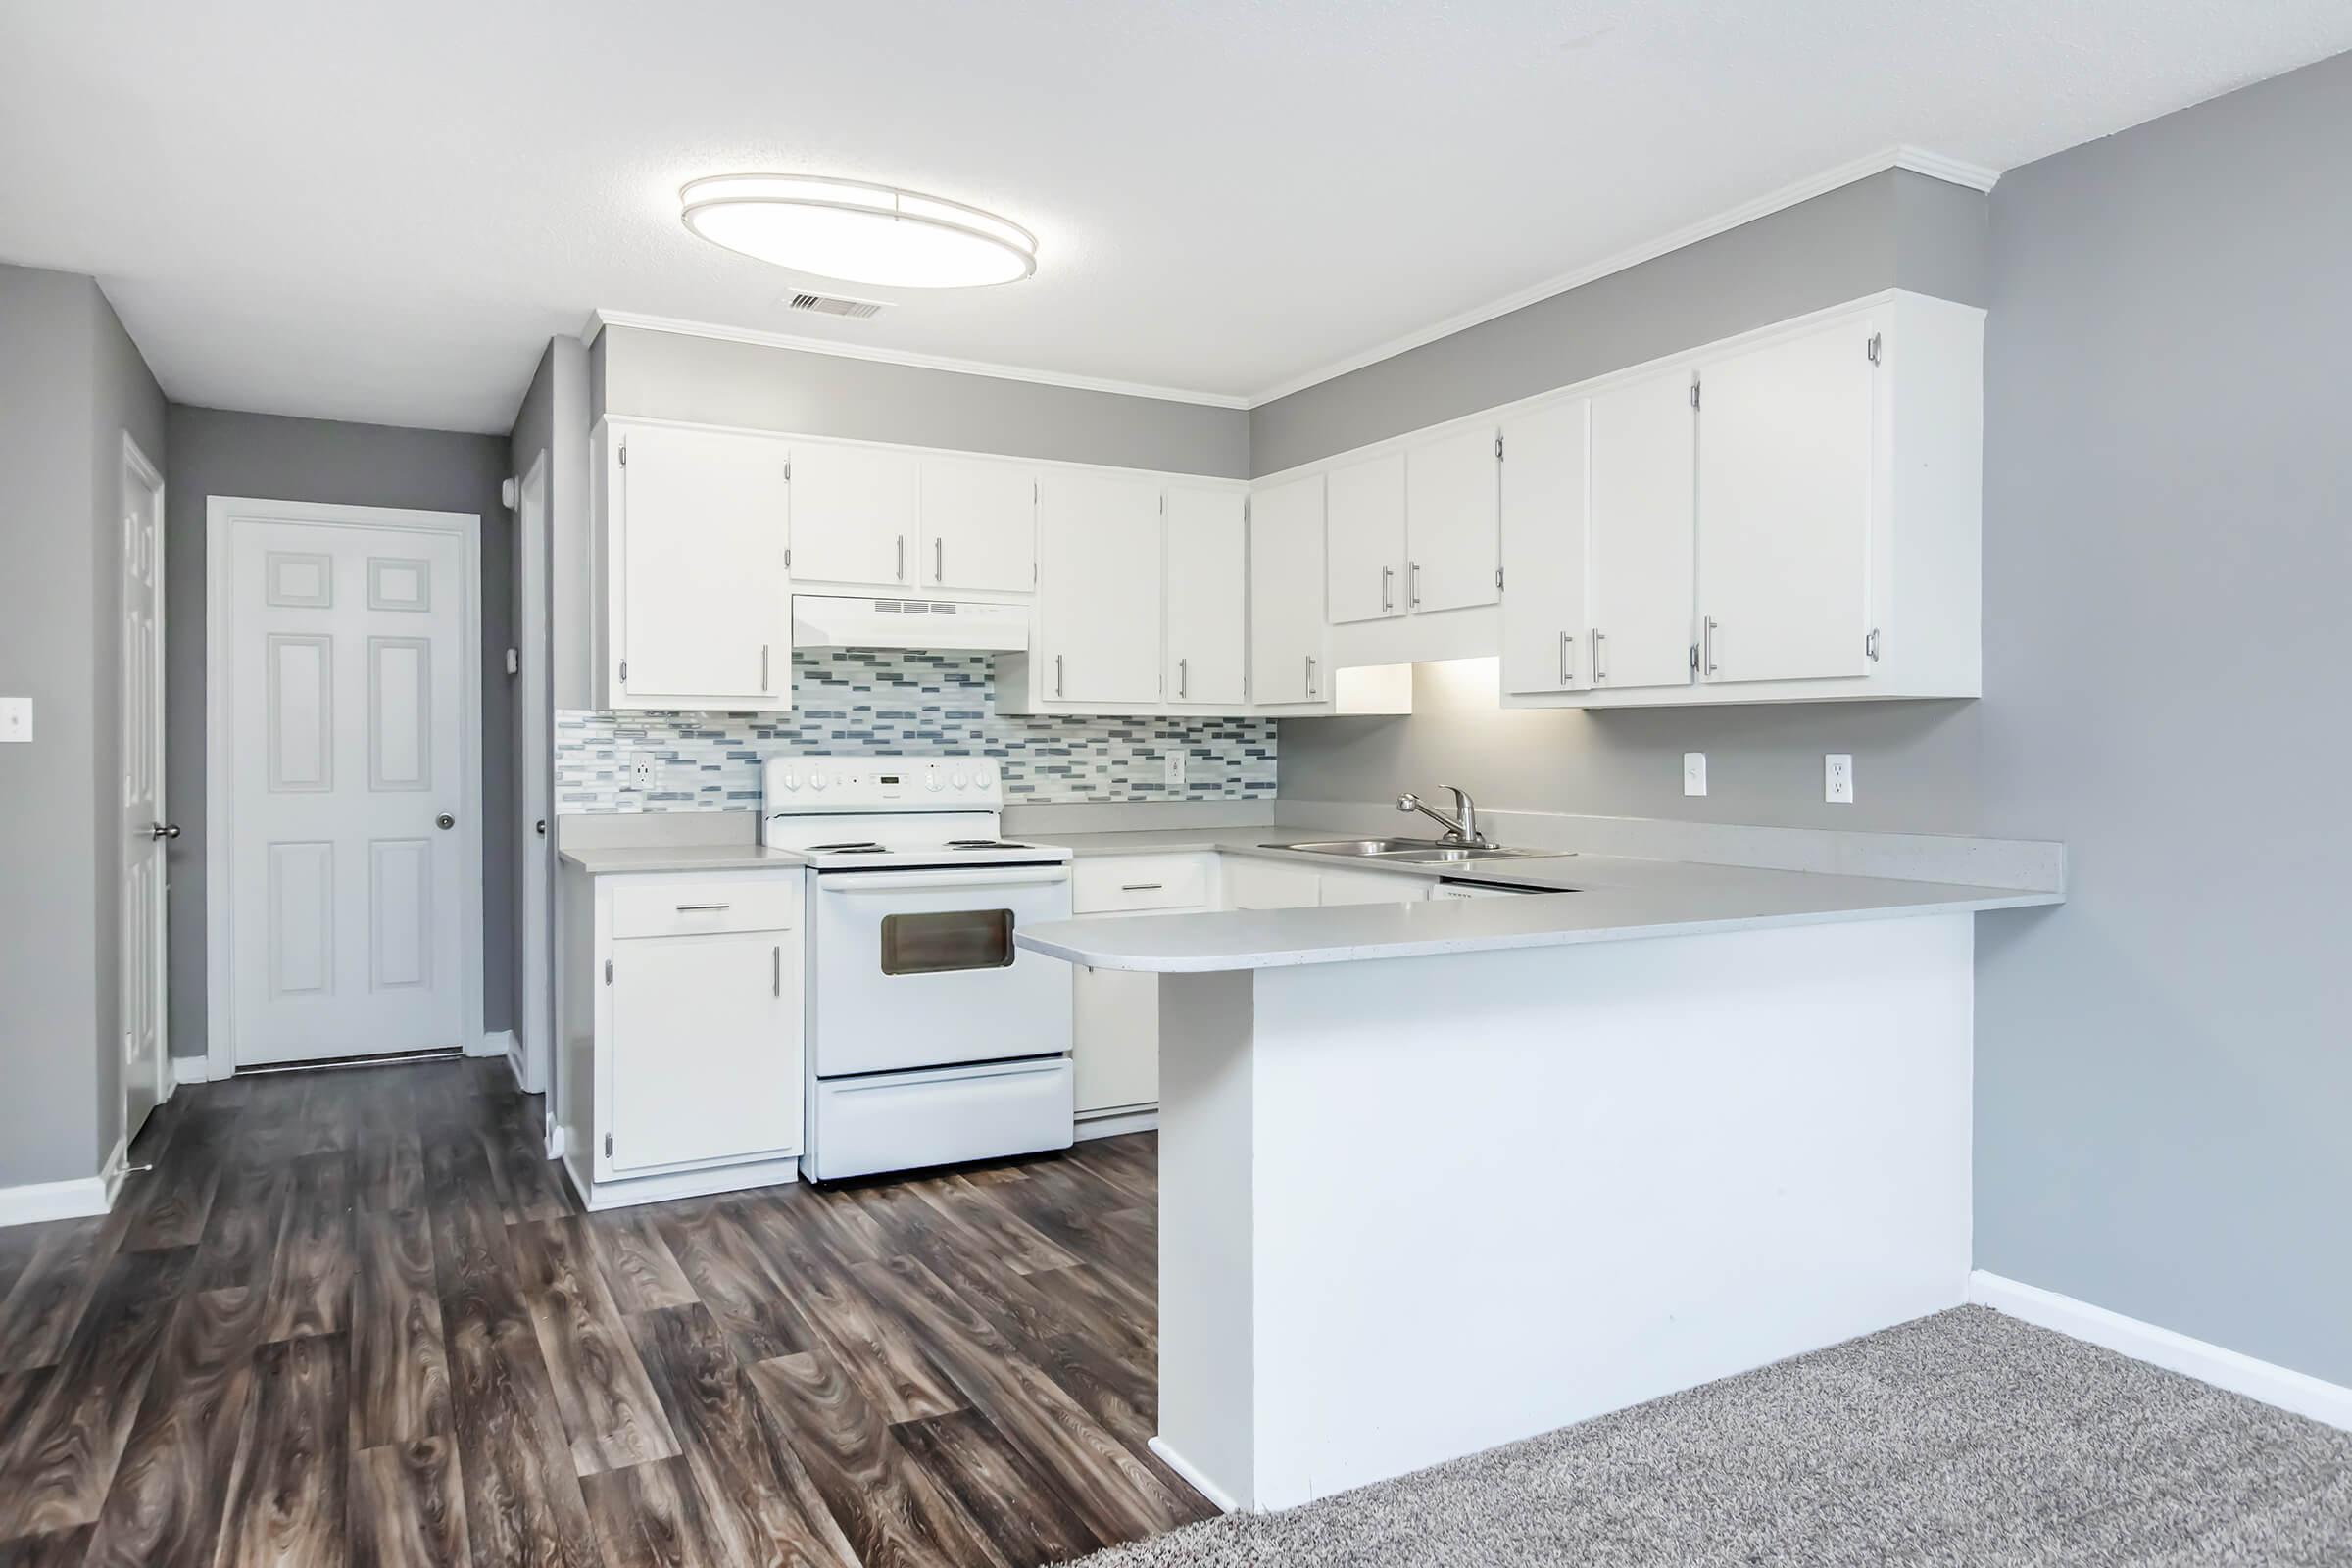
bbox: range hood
[791,593,1030,653]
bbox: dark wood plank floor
[0,1058,1206,1567]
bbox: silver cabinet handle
[1305,654,1318,696]
[1177,656,1189,699]
[1120,883,1164,892]
[1381,564,1394,612]
[935,536,945,583]
[896,534,906,582]
[1560,629,1574,685]
[1592,628,1608,684]
[773,944,781,996]
[675,903,731,912]
[1702,617,1720,677]
[760,643,770,691]
[1409,562,1422,608]
[1054,654,1065,697]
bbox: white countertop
[558,843,808,875]
[1012,826,2062,972]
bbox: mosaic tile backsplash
[557,650,1277,813]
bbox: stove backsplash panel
[557,650,1277,813]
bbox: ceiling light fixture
[680,174,1037,289]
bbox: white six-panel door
[220,507,474,1066]
[119,436,168,1141]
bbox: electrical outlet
[629,753,659,789]
[1683,752,1707,797]
[1164,752,1188,792]
[1825,754,1854,805]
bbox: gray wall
[164,408,517,1060]
[598,327,1250,479]
[1251,169,1985,476]
[1271,169,1991,831]
[0,265,165,1187]
[1973,49,2352,1386]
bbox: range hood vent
[792,593,1029,653]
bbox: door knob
[535,819,548,836]
[436,813,456,830]
[150,822,180,840]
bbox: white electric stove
[762,756,1074,1180]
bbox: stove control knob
[776,770,798,791]
[950,769,968,790]
[974,765,995,787]
[808,772,828,791]
[924,766,944,792]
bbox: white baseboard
[0,1164,119,1228]
[545,1124,567,1161]
[1969,1270,2352,1432]
[470,1028,516,1060]
[169,1054,213,1087]
[1149,1436,1240,1514]
[1075,1106,1158,1141]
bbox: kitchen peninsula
[1016,848,2064,1513]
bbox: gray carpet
[1080,1307,2352,1566]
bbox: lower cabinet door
[609,931,802,1173]
[1074,963,1159,1116]
[1315,867,1430,905]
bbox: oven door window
[879,908,1016,975]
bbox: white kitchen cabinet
[557,865,806,1210]
[920,454,1036,594]
[1403,426,1500,614]
[1585,368,1697,694]
[1498,399,1591,695]
[1223,855,1324,910]
[596,420,793,710]
[789,439,920,588]
[1165,485,1248,707]
[1068,852,1219,1123]
[1324,452,1406,624]
[1696,314,1876,685]
[1037,471,1164,707]
[1314,865,1430,905]
[1249,474,1327,707]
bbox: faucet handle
[1396,792,1420,812]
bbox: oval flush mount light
[680,174,1037,289]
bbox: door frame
[204,495,485,1082]
[515,452,553,1097]
[120,433,168,1126]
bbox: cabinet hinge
[1866,333,1882,366]
[1689,642,1701,674]
[1494,433,1504,461]
[603,958,613,983]
[604,1133,614,1157]
[617,661,628,684]
[1865,627,1882,662]
[1690,380,1701,410]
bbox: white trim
[472,1028,517,1060]
[205,496,486,1081]
[1074,1106,1158,1141]
[1149,1436,1240,1514]
[545,1123,567,1161]
[1244,145,1998,405]
[585,148,1996,419]
[0,1174,117,1228]
[170,1054,213,1086]
[583,308,1250,411]
[1969,1270,2352,1432]
[560,1147,802,1212]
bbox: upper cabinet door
[1585,369,1696,693]
[1404,426,1500,613]
[1038,472,1162,706]
[1164,486,1248,706]
[1695,318,1877,684]
[1497,400,1589,695]
[920,455,1036,594]
[615,423,792,705]
[788,439,919,587]
[1323,452,1406,624]
[1250,474,1325,705]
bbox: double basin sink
[1262,837,1557,865]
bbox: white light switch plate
[1825,754,1854,804]
[1683,753,1707,796]
[0,697,29,743]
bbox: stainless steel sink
[1264,839,1557,862]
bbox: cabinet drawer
[1072,854,1213,913]
[611,874,800,938]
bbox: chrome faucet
[1396,786,1490,847]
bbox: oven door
[812,864,1074,1076]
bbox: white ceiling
[4,1,2348,434]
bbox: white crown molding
[587,146,1997,417]
[582,309,1252,411]
[1243,144,2000,407]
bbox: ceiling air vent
[786,292,884,319]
